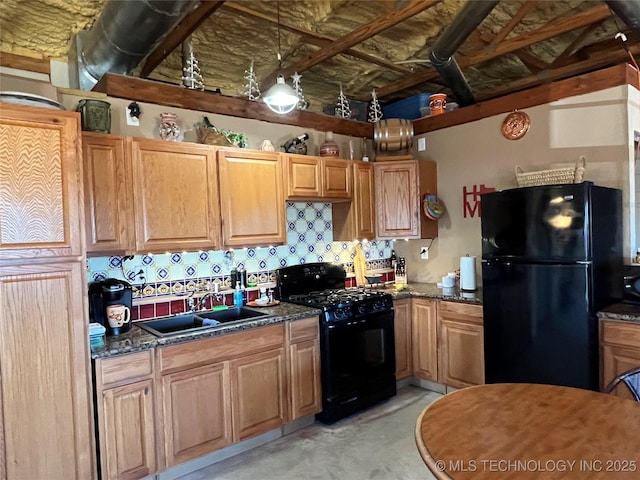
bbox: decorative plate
[501,111,530,140]
[0,91,65,110]
[423,194,445,220]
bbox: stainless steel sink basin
[137,307,274,337]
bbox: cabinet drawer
[439,301,483,325]
[159,323,285,373]
[287,317,319,343]
[601,319,640,348]
[98,350,154,386]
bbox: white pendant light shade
[263,75,299,114]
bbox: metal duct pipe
[606,0,640,31]
[77,0,199,90]
[429,0,500,107]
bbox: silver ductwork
[429,0,500,107]
[76,0,199,90]
[606,0,640,31]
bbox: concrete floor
[178,386,440,480]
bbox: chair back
[605,367,640,401]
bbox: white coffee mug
[106,304,130,328]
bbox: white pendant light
[263,1,298,115]
[264,75,298,114]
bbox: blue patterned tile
[318,255,324,262]
[259,260,267,269]
[142,254,155,266]
[184,265,197,277]
[171,253,182,264]
[247,248,256,258]
[298,257,306,264]
[199,251,209,262]
[108,256,122,268]
[308,244,315,253]
[280,258,288,267]
[157,267,169,281]
[289,245,296,255]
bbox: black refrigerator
[481,182,623,391]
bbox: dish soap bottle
[233,282,243,307]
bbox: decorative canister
[429,93,447,115]
[158,112,182,141]
[77,99,111,133]
[320,131,340,158]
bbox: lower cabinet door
[412,298,438,381]
[162,363,231,467]
[289,339,322,420]
[230,348,286,442]
[393,299,412,380]
[101,379,156,480]
[601,344,640,401]
[438,319,485,388]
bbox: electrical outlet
[420,246,429,260]
[126,110,139,126]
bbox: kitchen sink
[137,307,274,337]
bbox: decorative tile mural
[87,202,393,302]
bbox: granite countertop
[91,302,322,360]
[596,303,640,325]
[382,282,483,305]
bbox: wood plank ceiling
[0,0,638,116]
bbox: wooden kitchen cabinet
[162,362,232,466]
[438,301,485,388]
[0,105,95,479]
[95,351,157,480]
[287,316,322,421]
[157,323,286,466]
[600,320,640,401]
[130,138,221,252]
[0,261,95,479]
[0,104,84,261]
[393,299,413,380]
[82,133,133,254]
[230,347,287,442]
[412,298,438,381]
[286,154,352,201]
[218,148,286,246]
[373,159,437,239]
[333,161,375,241]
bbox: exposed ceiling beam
[0,51,50,75]
[261,0,441,88]
[486,0,539,49]
[477,44,640,101]
[515,50,549,73]
[550,19,606,68]
[374,3,613,99]
[140,1,225,77]
[222,2,413,74]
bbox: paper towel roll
[460,255,477,291]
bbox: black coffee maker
[88,278,133,336]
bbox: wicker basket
[515,156,586,187]
[197,127,232,146]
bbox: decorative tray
[247,300,280,307]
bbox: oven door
[320,310,396,406]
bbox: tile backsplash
[87,202,393,306]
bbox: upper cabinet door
[0,104,84,261]
[286,155,322,199]
[322,159,352,200]
[352,161,375,238]
[131,139,221,253]
[374,160,419,238]
[82,133,132,254]
[218,149,286,247]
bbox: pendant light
[263,0,298,114]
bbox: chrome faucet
[188,282,222,312]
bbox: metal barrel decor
[373,118,414,152]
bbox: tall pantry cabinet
[0,104,96,479]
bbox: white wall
[396,85,636,285]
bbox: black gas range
[277,263,396,424]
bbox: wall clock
[501,111,530,140]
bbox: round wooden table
[416,383,640,479]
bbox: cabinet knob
[144,386,149,395]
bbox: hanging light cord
[276,0,282,69]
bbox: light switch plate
[420,247,429,260]
[418,137,426,151]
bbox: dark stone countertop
[381,282,483,305]
[91,302,322,360]
[596,303,640,325]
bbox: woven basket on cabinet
[515,156,586,187]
